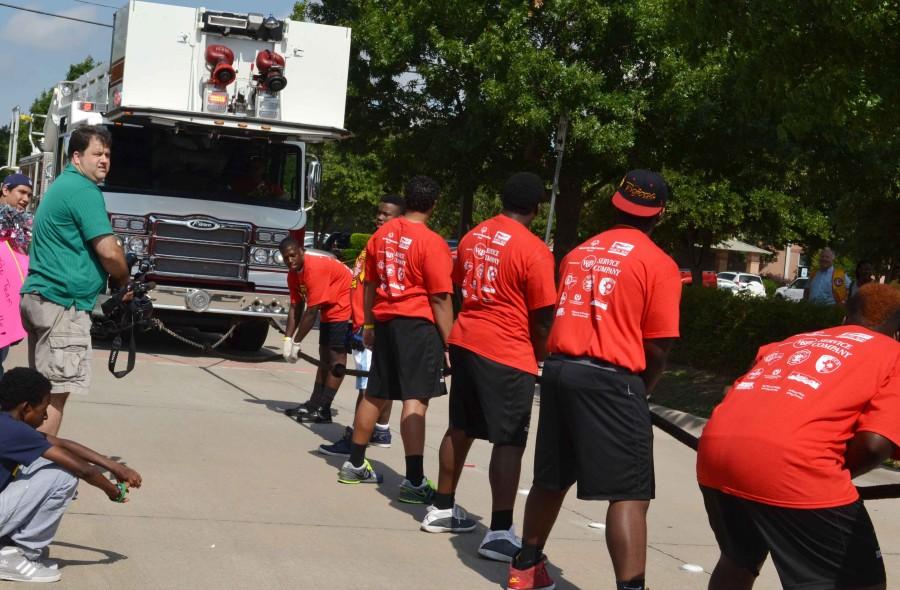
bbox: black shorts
[533,355,653,501]
[318,321,350,353]
[366,318,447,400]
[701,487,885,589]
[448,345,536,447]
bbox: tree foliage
[0,57,97,174]
[296,1,897,268]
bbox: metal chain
[151,318,236,352]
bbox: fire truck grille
[150,219,250,280]
[155,223,246,244]
[153,257,244,279]
[153,241,245,262]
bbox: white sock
[375,423,390,431]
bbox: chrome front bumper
[93,284,290,319]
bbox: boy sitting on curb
[0,368,142,583]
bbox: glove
[282,337,300,363]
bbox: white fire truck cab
[16,1,350,351]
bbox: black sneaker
[283,400,312,418]
[295,405,332,424]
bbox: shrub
[340,232,372,265]
[762,278,778,297]
[671,288,845,378]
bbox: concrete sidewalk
[6,331,900,589]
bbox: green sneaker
[338,459,383,484]
[398,477,435,504]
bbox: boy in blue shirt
[0,368,142,583]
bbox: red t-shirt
[448,215,556,374]
[546,227,682,372]
[287,253,352,323]
[364,217,453,322]
[697,326,900,509]
[350,248,367,330]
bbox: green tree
[644,0,898,276]
[295,1,898,269]
[296,0,650,261]
[1,57,97,174]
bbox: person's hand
[282,337,300,362]
[112,464,142,488]
[106,481,132,503]
[443,350,451,375]
[106,484,125,503]
[363,327,375,349]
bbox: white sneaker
[420,505,477,533]
[478,526,522,562]
[0,546,61,583]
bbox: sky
[0,0,300,125]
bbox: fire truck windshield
[102,125,301,210]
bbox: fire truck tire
[227,318,270,351]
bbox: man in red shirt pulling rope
[279,241,353,423]
[698,283,900,590]
[419,172,556,563]
[337,176,454,506]
[508,170,682,590]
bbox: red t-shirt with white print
[448,214,556,374]
[364,217,453,322]
[547,227,682,372]
[698,326,900,508]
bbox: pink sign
[0,240,29,348]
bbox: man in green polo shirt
[20,125,130,436]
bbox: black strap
[108,325,137,378]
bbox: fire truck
[12,1,350,351]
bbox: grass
[651,363,733,419]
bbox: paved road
[6,329,900,589]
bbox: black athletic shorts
[318,321,350,353]
[701,487,885,589]
[448,345,536,447]
[533,355,653,501]
[366,317,447,400]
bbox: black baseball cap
[611,170,668,217]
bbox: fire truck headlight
[251,247,270,265]
[127,237,148,255]
[272,250,284,265]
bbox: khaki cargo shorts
[20,293,92,395]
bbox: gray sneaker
[38,547,58,570]
[478,526,522,562]
[338,459,383,484]
[420,505,477,533]
[398,477,435,504]
[0,546,61,583]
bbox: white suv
[717,272,767,298]
[774,277,808,302]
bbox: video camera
[100,253,156,378]
[100,254,156,333]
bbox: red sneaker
[506,558,556,590]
